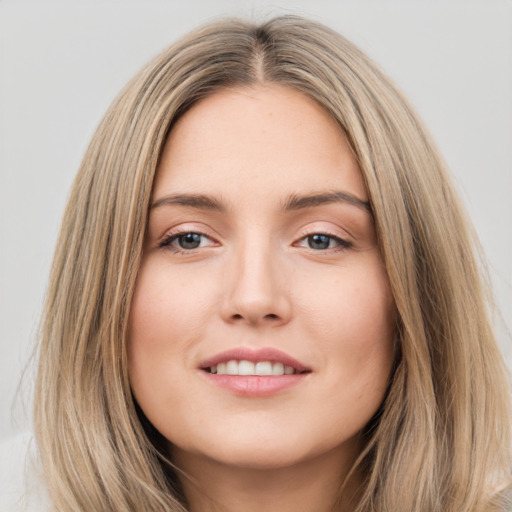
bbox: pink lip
[201,373,308,396]
[199,347,310,372]
[198,347,311,397]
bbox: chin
[172,426,351,472]
[207,443,308,470]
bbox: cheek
[127,260,216,403]
[129,260,215,348]
[296,258,395,392]
[297,256,394,334]
[127,250,395,452]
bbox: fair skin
[128,85,395,512]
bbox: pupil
[179,233,201,249]
[308,234,330,250]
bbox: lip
[201,373,309,396]
[199,347,310,373]
[198,347,311,397]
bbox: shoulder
[0,432,50,512]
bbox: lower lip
[201,372,309,397]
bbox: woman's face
[128,85,395,470]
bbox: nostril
[231,312,280,322]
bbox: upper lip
[199,347,311,373]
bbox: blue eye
[307,234,332,250]
[176,233,202,249]
[159,232,213,251]
[298,233,352,251]
[159,231,350,253]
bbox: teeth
[272,362,284,375]
[238,360,255,375]
[213,360,297,376]
[226,360,238,375]
[255,362,272,375]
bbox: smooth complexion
[128,85,396,512]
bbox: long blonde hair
[34,15,512,511]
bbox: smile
[199,347,311,396]
[208,360,298,376]
[199,346,311,374]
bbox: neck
[171,443,362,512]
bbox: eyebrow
[282,191,371,213]
[151,193,225,212]
[151,190,371,214]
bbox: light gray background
[1,0,511,441]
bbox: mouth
[203,360,308,376]
[199,346,311,375]
[198,347,311,396]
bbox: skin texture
[128,85,396,512]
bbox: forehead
[154,85,367,203]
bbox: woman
[33,15,511,512]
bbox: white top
[0,432,50,512]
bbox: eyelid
[294,222,352,241]
[155,221,354,253]
[294,233,352,251]
[157,223,220,249]
[292,223,353,252]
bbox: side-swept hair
[34,15,512,511]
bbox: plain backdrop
[1,0,511,441]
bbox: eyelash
[158,231,217,254]
[158,230,352,254]
[295,232,352,253]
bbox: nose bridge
[221,230,291,325]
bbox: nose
[220,240,292,327]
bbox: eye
[159,232,215,251]
[297,233,352,251]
